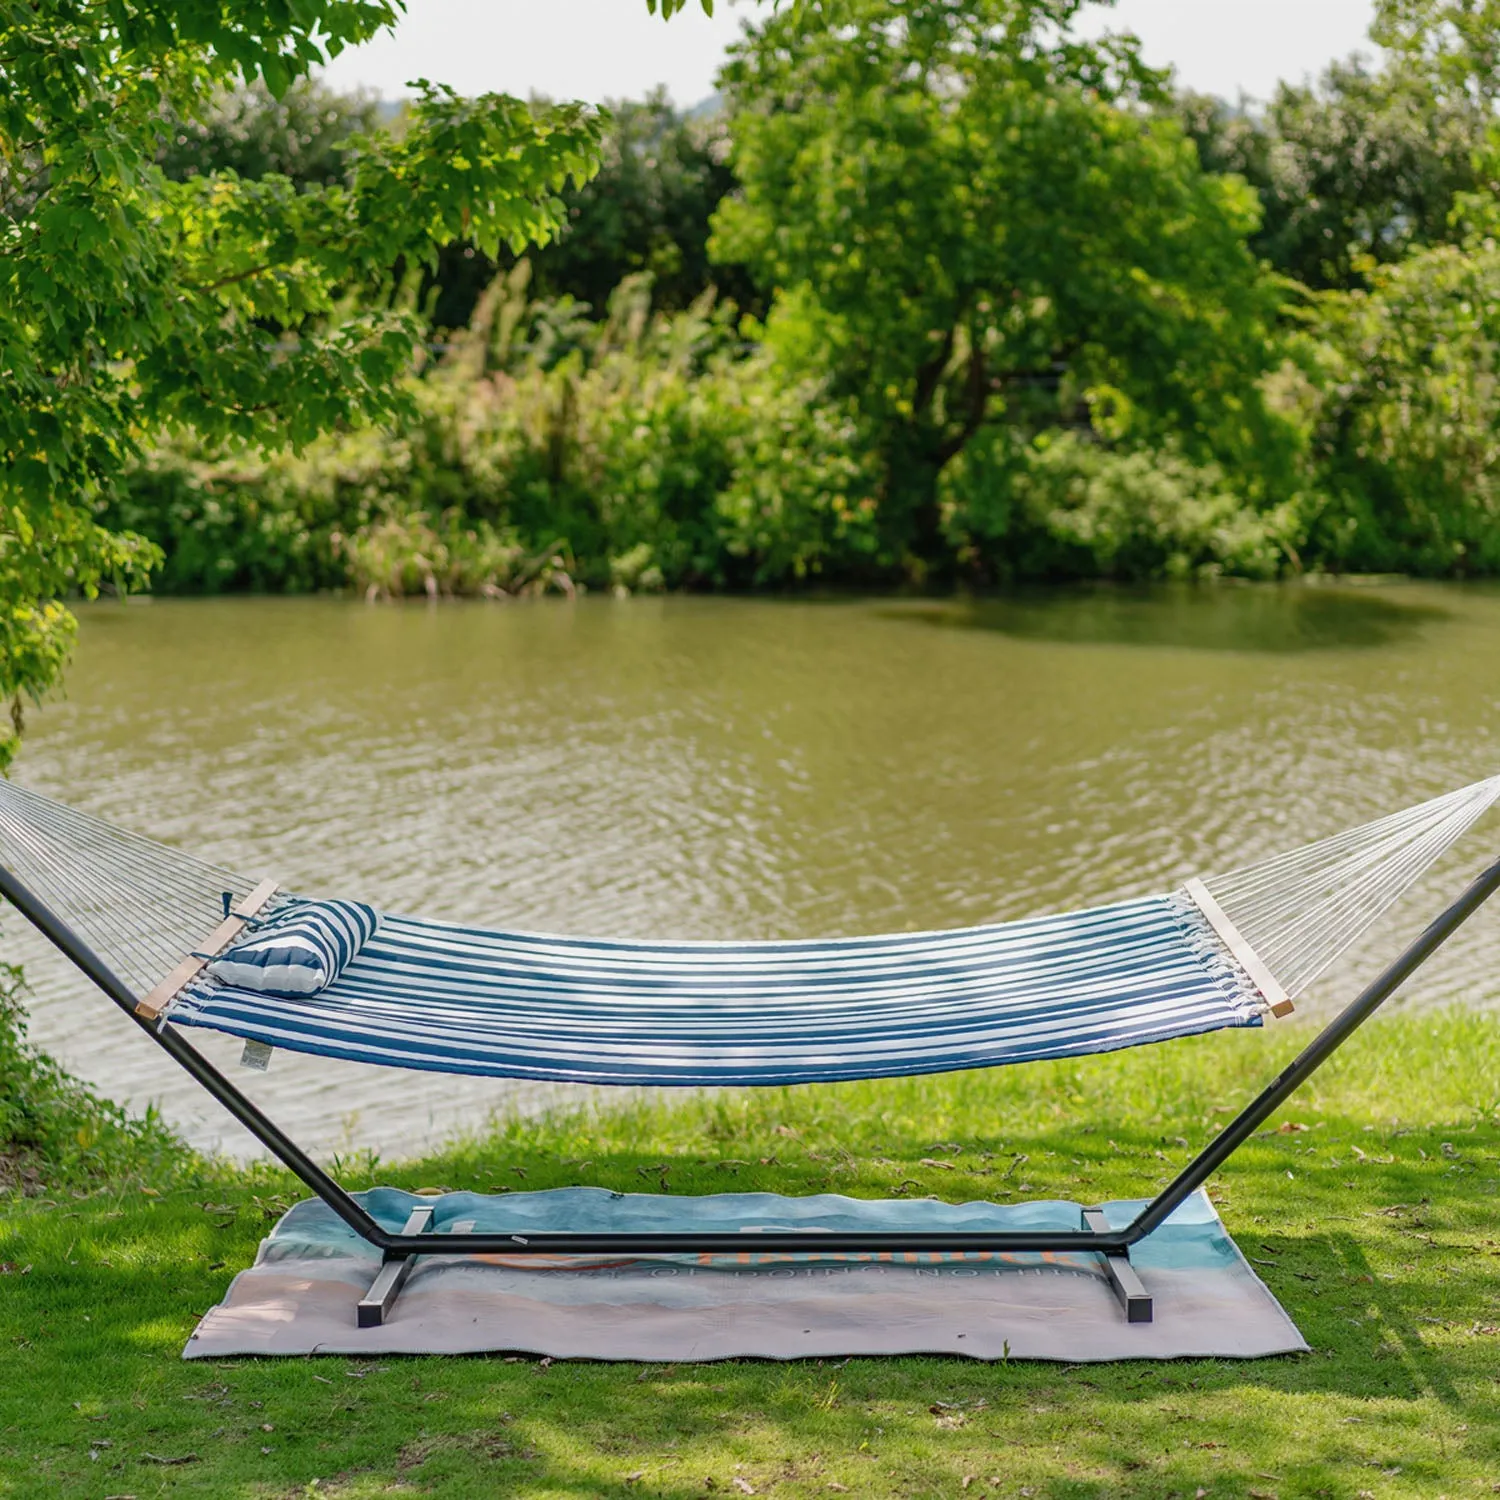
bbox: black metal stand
[5,854,1498,1331]
[1081,1208,1152,1322]
[357,1204,435,1328]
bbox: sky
[320,0,1382,108]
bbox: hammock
[3,773,1499,1331]
[0,775,1497,1085]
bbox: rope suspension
[0,782,254,996]
[1201,775,1500,998]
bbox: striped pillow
[208,900,379,998]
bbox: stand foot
[357,1205,435,1328]
[1082,1208,1153,1323]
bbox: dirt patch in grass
[0,1147,42,1196]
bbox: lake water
[8,584,1500,1159]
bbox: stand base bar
[1083,1208,1153,1323]
[347,1210,1154,1328]
[357,1205,435,1329]
[373,1228,1135,1255]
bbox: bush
[713,379,881,584]
[1296,243,1500,575]
[108,438,364,594]
[114,269,882,594]
[145,263,1500,593]
[338,515,574,600]
[0,959,182,1189]
[941,429,1294,582]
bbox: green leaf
[261,54,291,99]
[0,0,610,727]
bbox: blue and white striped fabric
[207,900,378,998]
[169,892,1266,1086]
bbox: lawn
[3,1012,1500,1499]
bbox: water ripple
[7,586,1500,1159]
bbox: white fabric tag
[239,1039,274,1072]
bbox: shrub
[338,514,574,600]
[113,270,880,594]
[1297,243,1500,575]
[941,429,1294,582]
[0,960,182,1189]
[120,268,1422,594]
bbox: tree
[1371,0,1500,107]
[0,0,702,766]
[712,0,1290,568]
[1177,65,1486,291]
[1176,0,1500,292]
[1298,241,1500,574]
[425,93,759,330]
[529,92,758,317]
[158,77,381,189]
[149,82,756,329]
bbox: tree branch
[912,325,955,418]
[182,263,277,293]
[1,163,55,221]
[935,334,988,466]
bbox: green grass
[4,1012,1500,1499]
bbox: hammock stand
[2,784,1499,1331]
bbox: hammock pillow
[207,899,378,998]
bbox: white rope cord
[0,817,198,990]
[5,829,234,993]
[1211,813,1471,988]
[1201,792,1477,914]
[1254,821,1452,986]
[0,781,254,996]
[1202,774,1500,997]
[0,807,170,985]
[1206,792,1482,919]
[1213,799,1485,963]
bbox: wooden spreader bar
[135,878,280,1021]
[1183,877,1296,1019]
